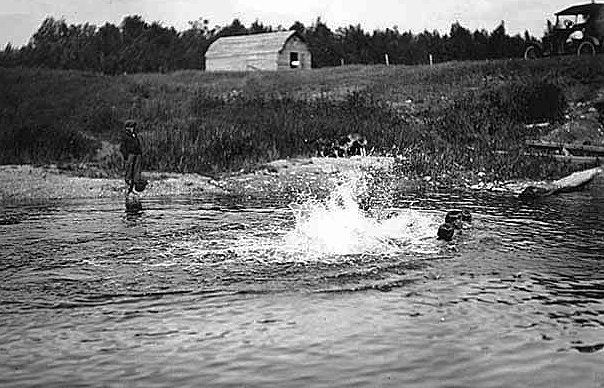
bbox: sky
[0,0,585,48]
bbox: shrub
[0,123,98,164]
[484,79,567,124]
[400,79,568,181]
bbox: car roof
[556,2,604,16]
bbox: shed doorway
[290,52,300,68]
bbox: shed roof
[206,31,302,58]
[556,2,604,16]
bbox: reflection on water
[1,175,603,387]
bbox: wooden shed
[205,31,312,71]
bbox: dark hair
[124,119,137,129]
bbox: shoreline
[2,157,597,204]
[0,165,228,203]
[1,158,399,203]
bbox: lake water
[1,173,604,387]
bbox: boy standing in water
[119,119,143,199]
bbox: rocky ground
[4,155,598,205]
[0,156,421,204]
[0,157,397,202]
[0,165,227,203]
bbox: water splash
[174,170,440,264]
[282,172,439,259]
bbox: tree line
[0,16,539,73]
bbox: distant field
[1,55,604,180]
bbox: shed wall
[206,52,278,72]
[277,37,312,70]
[595,8,604,38]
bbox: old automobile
[524,2,604,58]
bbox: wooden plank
[547,154,603,164]
[516,152,601,166]
[525,140,604,155]
[496,150,602,165]
[519,166,603,198]
[524,140,564,150]
[550,167,603,192]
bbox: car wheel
[524,45,541,60]
[577,41,596,56]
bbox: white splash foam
[172,171,440,264]
[281,173,439,259]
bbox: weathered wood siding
[595,7,604,39]
[206,52,278,72]
[277,35,312,70]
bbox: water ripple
[1,179,604,387]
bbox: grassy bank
[2,56,604,180]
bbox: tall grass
[142,91,409,172]
[140,79,569,180]
[1,55,602,179]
